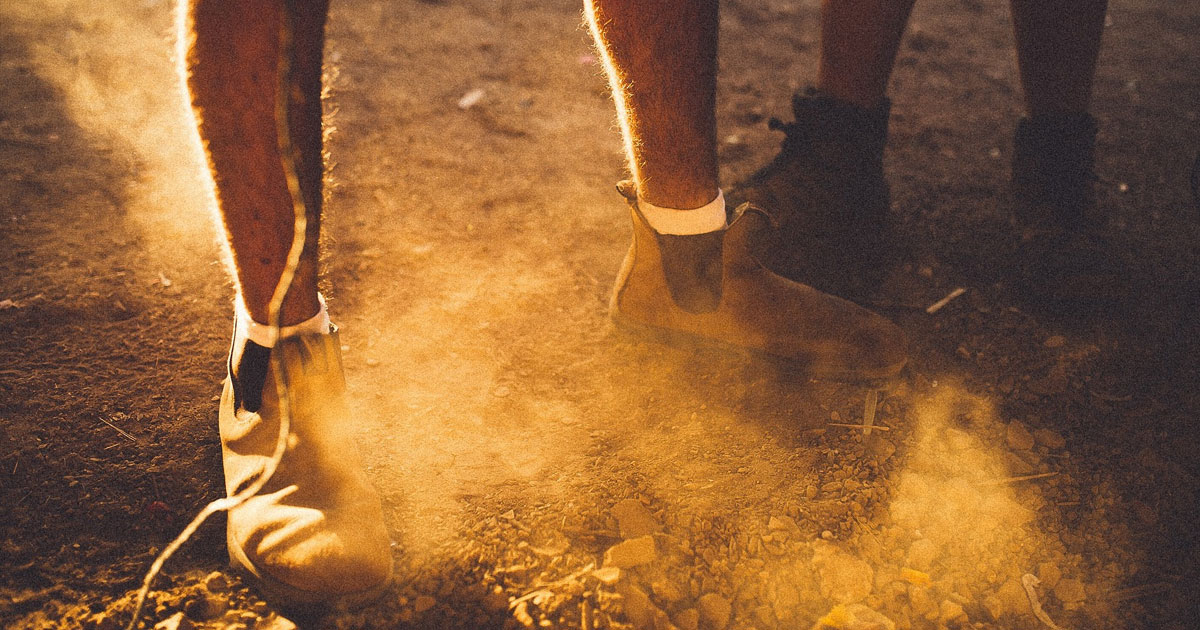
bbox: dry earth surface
[2,0,1199,629]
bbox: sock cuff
[236,293,330,348]
[639,189,727,235]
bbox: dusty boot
[729,88,895,301]
[610,181,907,383]
[1012,113,1126,309]
[221,326,392,605]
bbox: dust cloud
[2,0,219,274]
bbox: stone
[768,515,798,532]
[905,539,937,572]
[812,603,896,630]
[1037,561,1062,589]
[652,578,686,604]
[1054,578,1086,603]
[982,594,1004,622]
[618,583,659,629]
[673,608,700,630]
[255,615,297,630]
[697,593,732,629]
[996,578,1032,617]
[813,544,874,604]
[612,498,663,538]
[907,585,937,620]
[865,434,895,462]
[202,571,230,594]
[1006,421,1035,451]
[604,535,657,568]
[1033,428,1066,449]
[414,595,437,613]
[938,600,966,623]
[1043,335,1066,348]
[592,566,621,584]
[154,613,192,630]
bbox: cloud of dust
[888,385,1041,585]
[3,0,219,271]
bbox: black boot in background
[1012,113,1127,311]
[729,88,896,302]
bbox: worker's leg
[728,0,916,300]
[1009,0,1121,308]
[817,0,917,110]
[586,0,907,382]
[185,0,390,603]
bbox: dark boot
[729,88,895,301]
[1012,113,1125,309]
[610,181,907,383]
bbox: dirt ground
[2,0,1199,629]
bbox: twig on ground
[99,416,138,443]
[828,423,891,432]
[977,471,1058,486]
[1111,582,1172,601]
[926,287,967,314]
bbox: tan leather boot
[610,181,907,382]
[220,326,392,604]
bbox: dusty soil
[2,0,1199,629]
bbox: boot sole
[611,312,905,387]
[226,528,393,609]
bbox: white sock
[639,190,727,235]
[235,293,331,348]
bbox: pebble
[255,615,297,630]
[813,603,896,630]
[813,545,874,603]
[1044,335,1066,348]
[673,608,700,630]
[413,595,436,613]
[1037,561,1062,589]
[1006,420,1035,451]
[611,498,662,538]
[697,593,731,629]
[906,539,937,571]
[617,583,659,629]
[603,535,657,568]
[202,571,230,594]
[153,613,192,630]
[1033,428,1066,449]
[1054,578,1086,603]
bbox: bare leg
[1010,0,1108,116]
[186,0,327,326]
[584,0,719,210]
[817,0,917,110]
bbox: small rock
[154,613,192,630]
[1043,335,1066,348]
[604,535,657,568]
[768,515,798,532]
[865,434,895,462]
[651,579,686,604]
[673,608,700,630]
[1006,421,1035,451]
[256,614,297,630]
[612,499,663,538]
[414,595,436,613]
[1054,578,1086,604]
[813,544,874,603]
[982,594,1004,622]
[1037,561,1062,589]
[938,600,966,623]
[203,571,230,594]
[1033,428,1066,449]
[617,583,659,628]
[908,585,937,619]
[492,385,511,398]
[905,539,937,572]
[812,603,896,630]
[996,578,1032,617]
[697,593,731,629]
